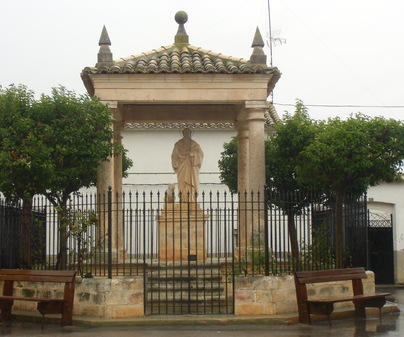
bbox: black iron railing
[0,189,368,278]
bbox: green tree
[36,87,124,205]
[265,101,319,268]
[219,102,404,270]
[298,114,404,267]
[37,87,130,269]
[0,84,53,268]
[0,85,131,269]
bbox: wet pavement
[1,286,403,337]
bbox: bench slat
[0,270,75,276]
[0,296,65,302]
[296,268,367,284]
[297,273,366,284]
[306,293,390,304]
[0,275,75,283]
[0,270,76,283]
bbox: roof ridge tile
[84,42,278,75]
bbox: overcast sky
[1,0,403,121]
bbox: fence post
[107,187,112,279]
[264,186,270,276]
[364,192,369,270]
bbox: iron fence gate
[139,196,236,315]
[368,211,394,284]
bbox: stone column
[112,108,123,197]
[244,100,268,196]
[237,101,268,254]
[97,101,119,195]
[112,108,124,257]
[235,121,249,194]
[96,101,124,261]
[235,121,249,253]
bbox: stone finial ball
[175,11,188,25]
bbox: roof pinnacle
[99,25,111,46]
[249,27,267,65]
[97,25,113,64]
[174,11,189,46]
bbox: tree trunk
[21,197,32,269]
[55,205,68,270]
[335,191,345,268]
[287,209,300,270]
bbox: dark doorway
[368,212,394,284]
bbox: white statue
[171,128,204,202]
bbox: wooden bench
[294,267,390,326]
[0,269,76,327]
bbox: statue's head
[182,128,192,138]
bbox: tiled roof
[81,44,278,76]
[81,11,281,108]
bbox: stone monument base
[158,203,208,262]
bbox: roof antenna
[267,0,285,103]
[267,0,273,67]
[266,0,286,67]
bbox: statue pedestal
[158,203,208,262]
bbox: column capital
[237,101,269,122]
[235,123,249,141]
[234,120,249,131]
[244,100,270,110]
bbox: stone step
[144,262,234,315]
[147,286,230,296]
[146,299,234,315]
[147,291,233,301]
[148,274,223,281]
[147,281,226,289]
[148,261,233,270]
[148,282,225,289]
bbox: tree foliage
[35,86,126,206]
[0,84,50,201]
[298,114,404,196]
[297,113,404,267]
[265,101,320,267]
[218,136,238,193]
[218,101,404,269]
[266,100,318,193]
[0,84,132,268]
[0,84,49,267]
[219,100,319,195]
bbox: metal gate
[142,198,235,315]
[368,212,394,284]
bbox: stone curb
[8,303,399,328]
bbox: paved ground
[1,286,403,337]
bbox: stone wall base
[1,272,378,318]
[235,271,376,315]
[0,277,144,318]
